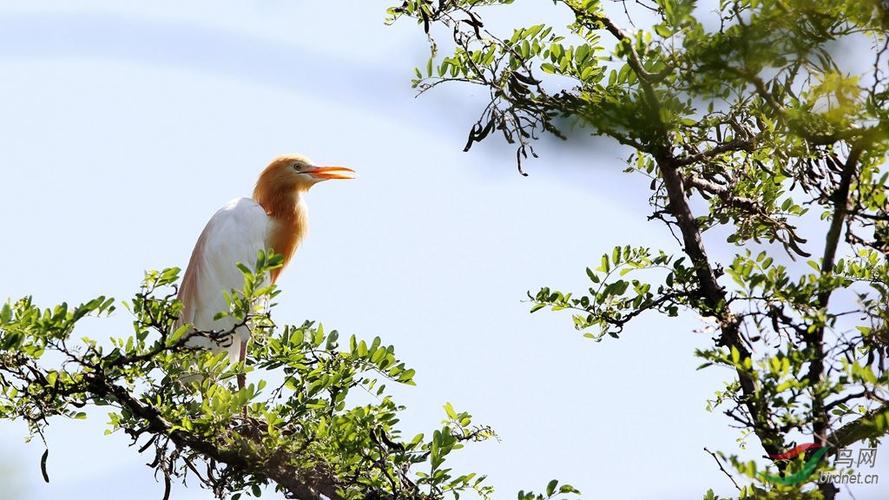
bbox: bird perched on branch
[176,154,355,388]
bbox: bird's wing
[177,197,270,358]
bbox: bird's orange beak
[304,166,356,180]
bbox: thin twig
[704,447,741,491]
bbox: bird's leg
[237,339,247,390]
[238,339,247,418]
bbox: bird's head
[256,154,355,192]
[253,154,355,210]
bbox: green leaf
[654,24,673,37]
[444,402,457,419]
[546,479,558,496]
[0,302,11,324]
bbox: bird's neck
[254,190,308,282]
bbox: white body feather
[177,197,270,360]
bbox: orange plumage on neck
[252,158,312,282]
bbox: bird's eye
[292,163,302,171]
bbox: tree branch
[674,138,756,166]
[828,402,889,450]
[86,372,347,500]
[587,9,787,457]
[809,144,864,448]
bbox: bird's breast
[265,204,308,281]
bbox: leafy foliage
[388,0,889,498]
[530,245,686,340]
[0,251,577,499]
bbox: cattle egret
[176,154,355,388]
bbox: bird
[176,154,355,389]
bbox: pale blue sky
[0,2,884,499]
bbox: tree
[386,0,889,498]
[0,252,577,500]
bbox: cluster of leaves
[517,480,580,500]
[389,0,889,498]
[529,245,691,340]
[0,251,578,500]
